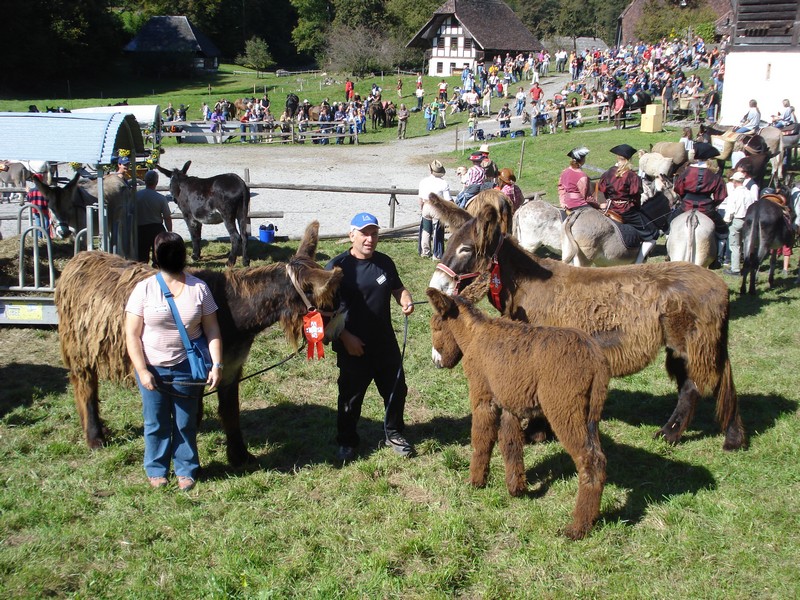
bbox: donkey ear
[309,267,342,308]
[429,194,471,229]
[426,287,455,315]
[295,221,320,259]
[155,163,172,177]
[475,206,499,255]
[181,161,191,174]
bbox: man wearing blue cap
[325,212,415,461]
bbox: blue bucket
[259,225,275,243]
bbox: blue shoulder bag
[155,273,212,383]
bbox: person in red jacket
[598,144,659,263]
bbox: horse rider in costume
[558,147,598,213]
[597,144,660,263]
[670,141,729,261]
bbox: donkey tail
[715,316,746,450]
[561,212,579,264]
[685,209,699,264]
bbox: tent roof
[71,105,162,128]
[0,112,144,164]
[124,15,221,57]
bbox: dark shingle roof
[124,16,221,57]
[408,0,542,52]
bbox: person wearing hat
[558,147,598,213]
[116,156,131,180]
[722,171,753,276]
[672,142,729,258]
[598,144,660,263]
[325,213,416,462]
[456,152,487,207]
[498,167,524,211]
[418,160,452,258]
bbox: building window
[464,38,472,51]
[451,37,458,53]
[437,37,445,50]
[436,62,443,74]
[450,62,456,75]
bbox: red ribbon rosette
[303,309,325,360]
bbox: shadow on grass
[197,401,473,480]
[0,362,70,419]
[728,277,798,320]
[601,389,796,445]
[524,435,716,526]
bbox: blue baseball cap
[350,212,379,230]
[117,156,130,165]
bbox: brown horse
[428,286,609,540]
[55,221,343,466]
[427,199,745,451]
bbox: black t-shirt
[325,250,403,350]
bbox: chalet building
[407,0,542,76]
[124,16,221,73]
[718,0,800,125]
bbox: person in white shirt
[735,99,761,133]
[418,160,452,259]
[723,171,755,275]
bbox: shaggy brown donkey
[427,197,745,452]
[427,286,609,540]
[55,222,342,465]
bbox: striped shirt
[125,273,218,367]
[464,165,485,187]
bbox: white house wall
[428,21,477,76]
[718,51,800,126]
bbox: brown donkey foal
[427,286,610,540]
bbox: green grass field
[1,68,799,598]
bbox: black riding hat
[693,142,720,160]
[609,144,637,160]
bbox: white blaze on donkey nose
[431,346,443,368]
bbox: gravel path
[1,72,572,241]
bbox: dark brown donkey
[55,221,342,465]
[427,197,745,452]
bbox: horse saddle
[781,123,800,136]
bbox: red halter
[435,235,505,309]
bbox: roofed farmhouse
[407,0,543,76]
[124,16,221,73]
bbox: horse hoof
[227,448,256,467]
[87,437,105,450]
[562,523,591,541]
[654,428,680,445]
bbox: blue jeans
[136,360,201,479]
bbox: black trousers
[138,224,166,265]
[335,343,406,447]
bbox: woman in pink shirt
[558,147,598,212]
[497,168,524,211]
[125,232,223,491]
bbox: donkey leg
[546,405,606,540]
[187,220,203,261]
[469,395,499,488]
[498,410,526,496]
[767,252,777,289]
[70,369,105,449]
[217,382,254,466]
[660,349,699,444]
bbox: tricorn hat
[609,144,636,160]
[469,151,484,162]
[568,146,590,161]
[693,142,720,160]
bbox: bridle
[434,234,505,305]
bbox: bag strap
[155,273,193,353]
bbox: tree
[290,0,334,58]
[235,37,275,76]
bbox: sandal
[177,476,196,491]
[148,476,168,488]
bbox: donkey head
[286,221,344,345]
[427,287,463,369]
[33,173,81,238]
[429,203,502,296]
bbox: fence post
[389,187,398,228]
[455,125,459,152]
[518,139,526,181]
[244,168,251,237]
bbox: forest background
[1,0,719,92]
